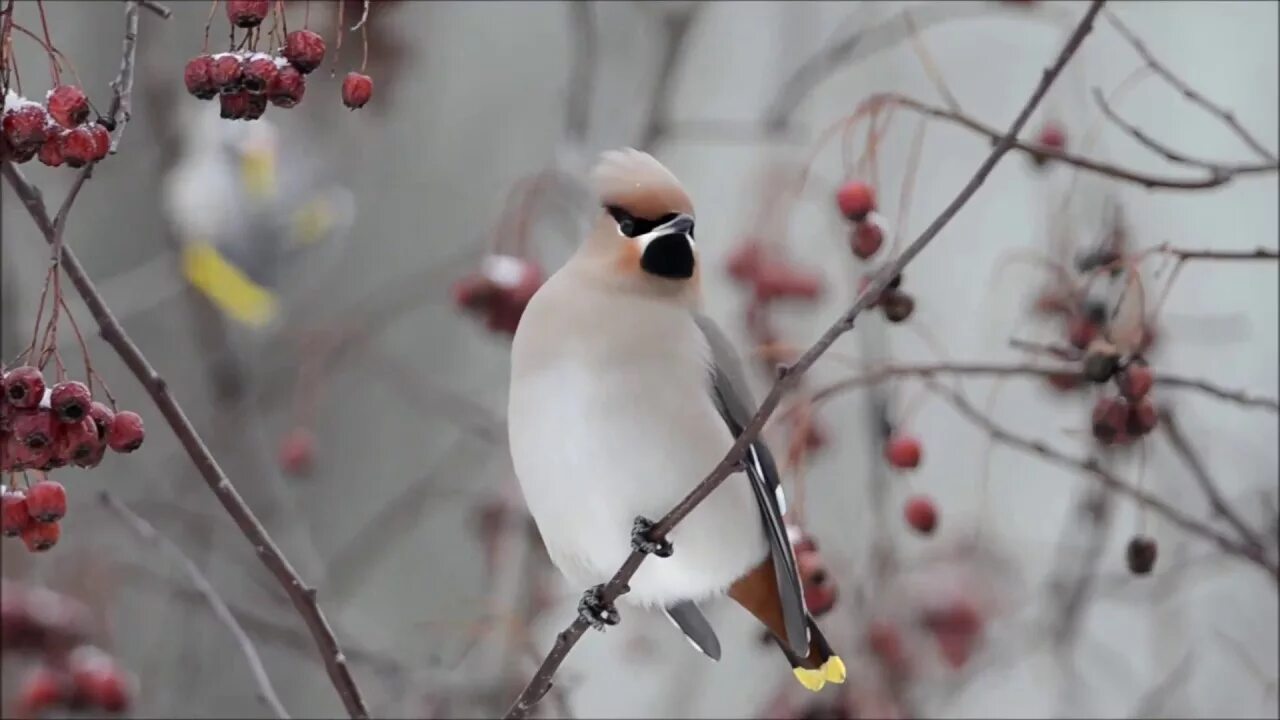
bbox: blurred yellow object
[240,147,278,200]
[181,242,279,328]
[291,198,335,247]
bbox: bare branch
[137,0,172,19]
[637,5,701,151]
[563,0,596,144]
[1092,87,1240,172]
[0,5,369,717]
[1159,409,1267,553]
[504,4,1108,716]
[101,492,292,719]
[925,379,1278,581]
[1105,9,1277,163]
[1154,243,1279,262]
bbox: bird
[507,147,844,691]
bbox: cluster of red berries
[726,240,825,304]
[863,595,985,678]
[1089,357,1158,446]
[452,254,545,335]
[2,366,145,552]
[838,181,917,324]
[2,580,135,716]
[184,2,373,119]
[2,88,112,169]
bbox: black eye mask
[605,205,681,238]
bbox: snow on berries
[4,89,112,170]
[2,365,146,554]
[182,14,372,119]
[453,254,546,335]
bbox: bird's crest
[590,148,693,219]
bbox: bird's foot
[578,584,620,631]
[631,516,673,558]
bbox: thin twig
[137,0,172,19]
[1159,409,1267,553]
[504,4,1108,716]
[563,0,595,144]
[349,0,370,31]
[882,93,1278,190]
[1153,243,1279,262]
[1105,9,1277,163]
[100,492,292,719]
[925,379,1278,581]
[0,4,369,717]
[1092,87,1242,172]
[637,5,700,151]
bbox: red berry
[341,72,374,109]
[11,408,57,453]
[885,434,922,469]
[18,665,66,713]
[38,130,67,166]
[57,417,103,468]
[752,264,824,303]
[244,92,269,121]
[50,381,92,423]
[210,54,245,92]
[107,411,144,453]
[1037,121,1066,151]
[865,619,911,674]
[1126,534,1157,574]
[1116,364,1153,401]
[903,495,938,534]
[851,219,884,259]
[71,647,133,713]
[22,519,60,552]
[88,124,111,160]
[726,241,765,282]
[220,91,252,120]
[882,290,915,324]
[241,55,279,94]
[797,548,836,617]
[46,85,90,128]
[4,366,45,409]
[184,55,219,100]
[1126,397,1158,436]
[226,0,269,28]
[1090,396,1128,445]
[282,30,327,74]
[25,480,67,523]
[1067,316,1097,350]
[836,180,876,221]
[2,490,32,537]
[451,274,500,311]
[278,427,315,477]
[87,402,115,441]
[1046,371,1081,392]
[2,103,50,154]
[61,126,97,168]
[266,64,306,108]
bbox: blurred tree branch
[504,3,1108,716]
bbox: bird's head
[574,148,699,301]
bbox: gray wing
[692,313,809,657]
[663,601,722,661]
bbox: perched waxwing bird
[508,148,845,691]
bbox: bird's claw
[578,585,620,631]
[631,516,673,558]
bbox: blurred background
[2,1,1277,718]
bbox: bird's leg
[631,515,673,557]
[578,584,621,631]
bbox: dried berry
[1116,363,1153,401]
[4,366,45,409]
[22,520,60,552]
[1067,316,1097,350]
[220,91,252,120]
[2,490,31,537]
[25,480,67,523]
[882,291,915,323]
[836,180,876,222]
[1090,396,1128,446]
[61,126,98,168]
[266,64,306,108]
[903,495,937,534]
[341,72,374,109]
[71,647,133,713]
[282,30,326,74]
[850,219,884,259]
[38,130,66,166]
[210,54,245,93]
[1126,397,1158,436]
[50,381,91,423]
[885,434,922,469]
[226,0,270,28]
[87,402,114,440]
[88,124,111,160]
[58,417,103,468]
[241,55,279,94]
[1125,535,1157,575]
[184,55,219,100]
[107,411,144,453]
[1082,350,1120,383]
[46,85,90,128]
[244,92,269,121]
[2,103,50,154]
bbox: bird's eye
[606,206,640,237]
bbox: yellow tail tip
[822,655,847,684]
[792,667,826,692]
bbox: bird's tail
[774,615,845,692]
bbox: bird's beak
[239,146,277,200]
[637,213,695,280]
